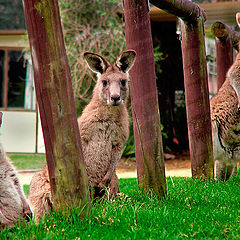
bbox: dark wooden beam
[211,21,240,90]
[150,0,206,22]
[23,0,90,211]
[181,18,213,178]
[151,0,213,178]
[123,0,167,197]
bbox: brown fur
[0,144,32,228]
[28,50,136,221]
[27,165,52,223]
[211,13,240,180]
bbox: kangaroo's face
[98,67,129,106]
[84,50,136,106]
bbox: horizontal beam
[211,21,240,49]
[150,0,206,22]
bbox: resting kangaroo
[211,13,240,180]
[28,50,136,221]
[0,144,32,228]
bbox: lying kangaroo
[28,50,136,221]
[211,13,240,180]
[0,144,32,228]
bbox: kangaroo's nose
[111,96,121,104]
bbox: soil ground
[18,153,191,185]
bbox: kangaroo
[0,144,32,229]
[28,50,136,221]
[211,12,240,180]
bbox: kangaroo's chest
[95,121,119,142]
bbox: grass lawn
[9,154,46,170]
[1,175,240,239]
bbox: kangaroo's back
[211,13,240,180]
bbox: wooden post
[211,22,240,90]
[23,0,90,211]
[123,0,167,197]
[0,112,2,127]
[215,37,233,90]
[150,0,213,178]
[181,19,213,178]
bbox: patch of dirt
[18,153,192,185]
[117,153,191,173]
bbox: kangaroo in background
[28,50,136,221]
[0,144,32,228]
[211,12,240,180]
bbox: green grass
[9,154,46,170]
[2,176,240,239]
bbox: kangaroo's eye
[102,80,108,87]
[121,79,126,87]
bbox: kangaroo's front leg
[98,144,123,188]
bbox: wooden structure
[123,0,167,197]
[23,0,90,211]
[0,112,2,127]
[149,0,214,178]
[150,2,240,27]
[212,21,240,89]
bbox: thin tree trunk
[23,0,90,211]
[181,19,213,178]
[216,37,233,90]
[211,22,240,90]
[150,0,213,178]
[123,0,167,198]
[0,112,2,128]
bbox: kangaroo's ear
[236,13,240,28]
[115,50,136,73]
[83,52,110,74]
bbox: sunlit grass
[9,154,46,170]
[2,175,240,239]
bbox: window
[0,49,35,110]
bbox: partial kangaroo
[28,50,136,221]
[0,144,32,229]
[211,13,240,180]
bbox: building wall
[0,110,45,153]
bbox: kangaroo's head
[84,50,136,106]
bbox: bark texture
[124,0,167,197]
[23,0,89,211]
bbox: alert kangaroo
[0,144,32,228]
[211,13,240,180]
[28,50,136,221]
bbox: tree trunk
[216,37,233,90]
[211,22,239,90]
[123,0,167,198]
[150,0,213,178]
[0,112,2,128]
[23,0,90,211]
[181,19,213,178]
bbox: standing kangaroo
[0,144,32,228]
[28,50,136,221]
[211,13,240,180]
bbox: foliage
[151,21,187,152]
[4,174,240,239]
[59,1,137,158]
[205,26,216,39]
[59,0,125,115]
[0,0,25,30]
